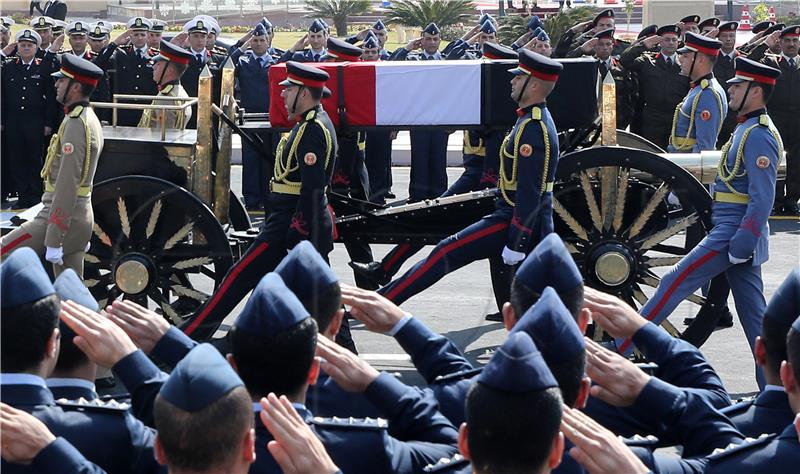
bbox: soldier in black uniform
[555,9,619,58]
[714,21,740,147]
[620,24,689,150]
[747,25,800,214]
[85,23,114,123]
[181,62,337,341]
[1,29,58,209]
[175,18,225,129]
[0,17,13,50]
[699,17,721,35]
[30,16,55,52]
[114,17,158,126]
[147,19,166,50]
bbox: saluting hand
[582,286,647,340]
[2,41,17,56]
[290,34,308,53]
[170,32,188,47]
[704,28,719,38]
[584,338,651,407]
[105,299,170,354]
[60,300,138,369]
[0,403,57,465]
[641,35,661,49]
[580,37,598,53]
[315,334,380,393]
[340,283,405,334]
[48,34,64,53]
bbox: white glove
[45,246,64,265]
[728,253,749,265]
[502,246,526,266]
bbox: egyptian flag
[268,61,483,129]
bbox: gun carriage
[6,57,780,349]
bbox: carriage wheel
[553,147,728,348]
[84,176,233,324]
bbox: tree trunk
[335,15,348,37]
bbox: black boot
[348,261,391,286]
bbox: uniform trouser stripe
[618,248,719,354]
[183,241,270,336]
[382,244,413,272]
[384,222,508,302]
[0,233,32,257]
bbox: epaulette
[312,416,388,430]
[56,397,130,413]
[623,434,660,448]
[707,433,775,462]
[148,47,160,55]
[720,396,755,416]
[118,44,133,50]
[759,115,770,127]
[530,106,542,121]
[432,367,482,384]
[213,46,228,55]
[305,109,317,121]
[700,78,710,89]
[99,392,132,404]
[68,105,84,118]
[160,84,174,95]
[424,454,469,473]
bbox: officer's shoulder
[423,453,469,473]
[432,367,482,385]
[56,396,131,414]
[67,105,86,119]
[312,415,388,431]
[707,433,776,463]
[720,396,755,416]
[622,434,661,448]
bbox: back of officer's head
[0,249,61,374]
[464,332,563,474]
[784,316,800,406]
[230,273,318,400]
[155,344,254,473]
[511,234,584,318]
[509,288,586,407]
[51,269,99,373]
[760,268,800,379]
[275,241,341,335]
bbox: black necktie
[790,58,797,69]
[256,57,263,67]
[666,57,672,66]
[196,54,203,63]
[137,49,143,60]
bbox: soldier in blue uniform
[0,29,58,209]
[231,22,278,210]
[443,18,497,60]
[624,58,783,390]
[181,62,337,341]
[423,332,564,474]
[346,19,392,60]
[389,22,452,202]
[361,32,395,204]
[280,19,328,63]
[0,248,159,474]
[111,17,158,126]
[720,267,799,437]
[667,32,727,152]
[376,50,561,305]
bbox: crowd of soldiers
[2,5,800,474]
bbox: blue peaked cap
[0,248,55,308]
[159,343,244,412]
[515,233,582,297]
[234,273,309,336]
[477,331,558,393]
[510,287,585,364]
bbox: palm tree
[306,0,372,36]
[386,0,474,29]
[497,6,596,47]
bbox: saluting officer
[376,50,561,305]
[668,32,727,152]
[361,32,395,204]
[556,9,621,58]
[621,58,783,387]
[63,21,92,59]
[30,16,55,53]
[699,17,721,35]
[1,29,59,210]
[714,21,740,147]
[0,17,14,50]
[281,19,329,63]
[0,54,104,277]
[85,23,115,123]
[181,62,337,341]
[138,41,192,130]
[175,17,225,129]
[680,14,702,37]
[114,17,158,126]
[147,19,166,50]
[620,24,689,150]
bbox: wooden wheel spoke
[553,198,590,242]
[580,171,603,231]
[613,168,629,233]
[650,244,690,256]
[644,256,682,268]
[637,214,698,251]
[627,183,670,239]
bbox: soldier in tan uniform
[138,41,192,130]
[0,54,104,277]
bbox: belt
[503,182,554,192]
[270,181,300,196]
[671,137,696,147]
[714,192,749,204]
[44,182,91,197]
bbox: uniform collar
[300,105,321,121]
[721,50,736,59]
[47,377,96,392]
[65,101,89,114]
[516,102,545,117]
[661,52,677,62]
[18,57,35,66]
[252,401,313,423]
[691,72,714,88]
[737,107,766,123]
[0,373,48,387]
[250,51,273,63]
[781,53,799,62]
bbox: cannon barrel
[659,151,787,184]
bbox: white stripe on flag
[374,61,482,126]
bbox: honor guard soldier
[179,17,225,129]
[231,22,278,210]
[719,268,799,438]
[30,16,56,53]
[181,62,337,341]
[623,58,783,388]
[750,25,800,215]
[0,55,104,277]
[376,50,561,305]
[346,20,393,60]
[138,41,192,130]
[51,19,66,38]
[0,248,160,474]
[668,32,727,152]
[86,23,114,123]
[556,9,620,58]
[620,24,689,150]
[147,19,166,50]
[680,14,702,36]
[281,18,329,63]
[443,17,497,60]
[64,21,92,59]
[1,29,59,210]
[114,17,158,126]
[715,21,740,147]
[390,23,452,201]
[699,17,721,35]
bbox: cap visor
[51,70,65,79]
[150,54,167,62]
[322,86,332,98]
[508,67,527,75]
[278,78,292,86]
[726,77,747,84]
[676,46,691,54]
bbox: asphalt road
[230,164,800,398]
